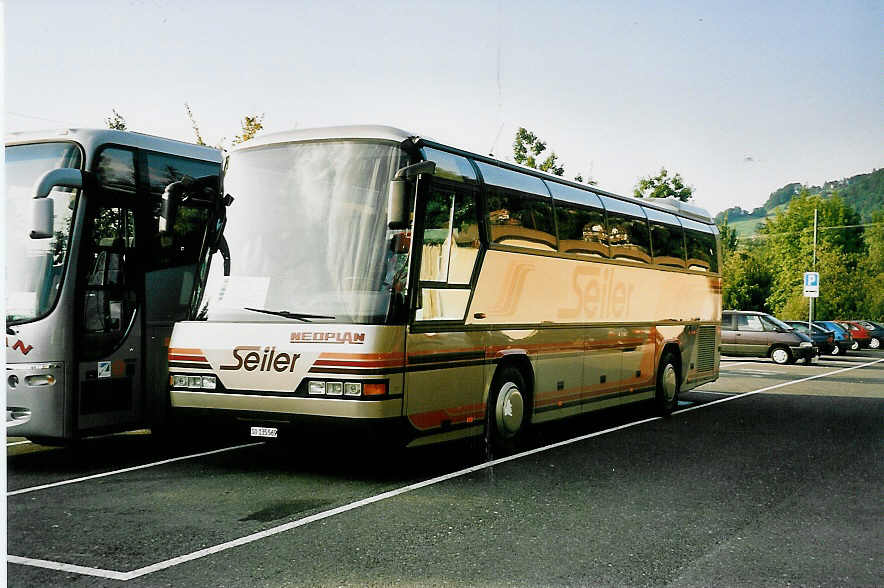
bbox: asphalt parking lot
[7,351,884,587]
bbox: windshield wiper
[243,308,335,322]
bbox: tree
[633,167,693,201]
[183,103,265,149]
[183,102,207,146]
[717,213,739,259]
[721,246,774,312]
[573,172,598,186]
[232,114,264,146]
[513,127,564,176]
[759,190,864,318]
[105,109,127,130]
[857,212,884,320]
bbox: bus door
[141,152,222,426]
[75,147,142,432]
[405,170,485,441]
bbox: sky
[5,0,883,215]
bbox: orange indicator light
[363,383,387,396]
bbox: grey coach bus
[6,129,224,443]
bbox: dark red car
[838,321,871,350]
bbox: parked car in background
[853,321,884,349]
[814,321,853,356]
[838,321,871,350]
[785,321,836,355]
[721,310,817,364]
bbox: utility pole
[809,207,818,330]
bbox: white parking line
[9,355,884,581]
[676,356,884,415]
[7,442,263,497]
[7,440,32,447]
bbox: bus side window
[649,221,686,268]
[606,211,652,263]
[685,229,717,272]
[485,186,557,251]
[82,206,136,338]
[416,183,480,321]
[555,202,609,258]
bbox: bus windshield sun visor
[242,308,336,322]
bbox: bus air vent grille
[696,326,716,372]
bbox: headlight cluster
[307,380,387,398]
[799,341,813,348]
[171,374,217,389]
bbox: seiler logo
[220,346,301,372]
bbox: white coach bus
[168,125,720,450]
[6,129,224,443]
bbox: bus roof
[231,124,715,225]
[5,128,222,163]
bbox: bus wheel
[655,352,680,417]
[486,366,528,453]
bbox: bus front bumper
[6,362,66,439]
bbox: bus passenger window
[606,212,651,263]
[555,203,609,258]
[485,187,556,250]
[685,229,718,272]
[649,222,686,268]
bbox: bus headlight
[304,380,387,398]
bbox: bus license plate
[250,426,278,439]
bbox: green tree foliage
[183,102,207,146]
[513,127,564,176]
[721,247,774,312]
[759,190,866,319]
[717,213,739,258]
[183,104,265,149]
[232,114,265,146]
[105,109,127,130]
[857,212,884,319]
[633,167,693,201]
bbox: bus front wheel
[655,352,680,416]
[486,366,528,453]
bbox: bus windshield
[5,142,82,324]
[200,140,408,324]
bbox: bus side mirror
[387,160,436,229]
[31,168,85,238]
[388,179,408,230]
[30,197,54,239]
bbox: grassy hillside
[717,168,883,236]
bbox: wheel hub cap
[662,364,677,402]
[497,383,524,437]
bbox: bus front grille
[696,326,716,372]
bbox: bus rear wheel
[655,352,680,416]
[486,366,528,454]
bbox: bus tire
[486,366,528,453]
[655,352,680,417]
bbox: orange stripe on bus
[318,352,406,361]
[168,348,205,356]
